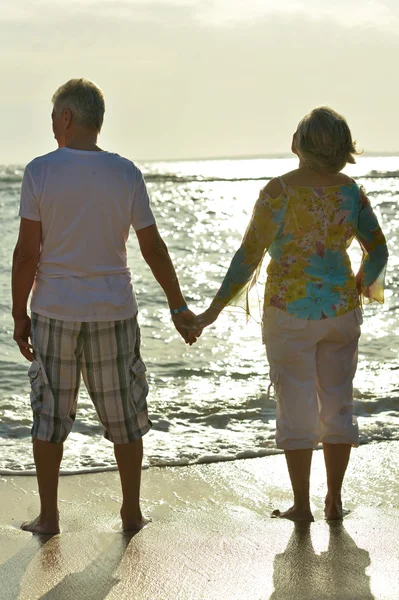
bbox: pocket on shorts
[28,360,45,416]
[130,358,149,410]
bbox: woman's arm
[198,184,282,327]
[354,188,389,303]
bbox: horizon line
[135,150,399,164]
[3,150,399,167]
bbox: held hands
[172,309,203,346]
[171,305,222,345]
[178,306,221,345]
[191,307,220,330]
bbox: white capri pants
[263,306,362,450]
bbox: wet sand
[0,441,398,599]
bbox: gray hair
[52,78,105,132]
[295,106,360,173]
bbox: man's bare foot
[21,515,60,535]
[120,508,151,532]
[324,496,343,521]
[271,506,314,522]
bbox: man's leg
[21,439,63,534]
[82,317,151,532]
[272,448,314,522]
[24,315,81,535]
[323,442,351,520]
[114,438,149,531]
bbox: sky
[1,0,399,163]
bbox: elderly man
[12,78,199,535]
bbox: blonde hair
[52,78,105,132]
[295,106,360,173]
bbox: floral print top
[212,178,388,320]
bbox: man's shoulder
[25,150,144,183]
[25,150,61,173]
[109,153,142,176]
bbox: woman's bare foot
[120,507,151,532]
[324,495,343,521]
[21,515,60,535]
[271,506,314,522]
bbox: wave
[363,170,399,179]
[0,171,273,186]
[0,168,24,184]
[353,395,399,413]
[0,447,282,476]
[2,167,399,187]
[144,173,271,184]
[140,170,399,183]
[142,170,399,184]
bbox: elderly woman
[196,107,388,522]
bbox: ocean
[1,155,398,474]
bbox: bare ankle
[120,506,150,532]
[121,505,142,520]
[325,492,342,504]
[39,509,59,521]
[293,495,311,511]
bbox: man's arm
[12,218,41,361]
[135,224,200,344]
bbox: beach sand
[0,441,398,600]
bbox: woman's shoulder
[281,169,355,187]
[262,178,284,200]
[260,170,358,205]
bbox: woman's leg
[323,442,351,520]
[317,309,361,520]
[272,448,314,521]
[263,307,318,522]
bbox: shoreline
[1,440,398,599]
[0,437,395,477]
[0,447,284,476]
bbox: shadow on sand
[270,521,374,600]
[0,530,137,600]
[0,532,56,600]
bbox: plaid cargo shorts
[28,313,152,444]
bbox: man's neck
[65,141,103,152]
[63,128,102,152]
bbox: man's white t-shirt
[19,147,155,321]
